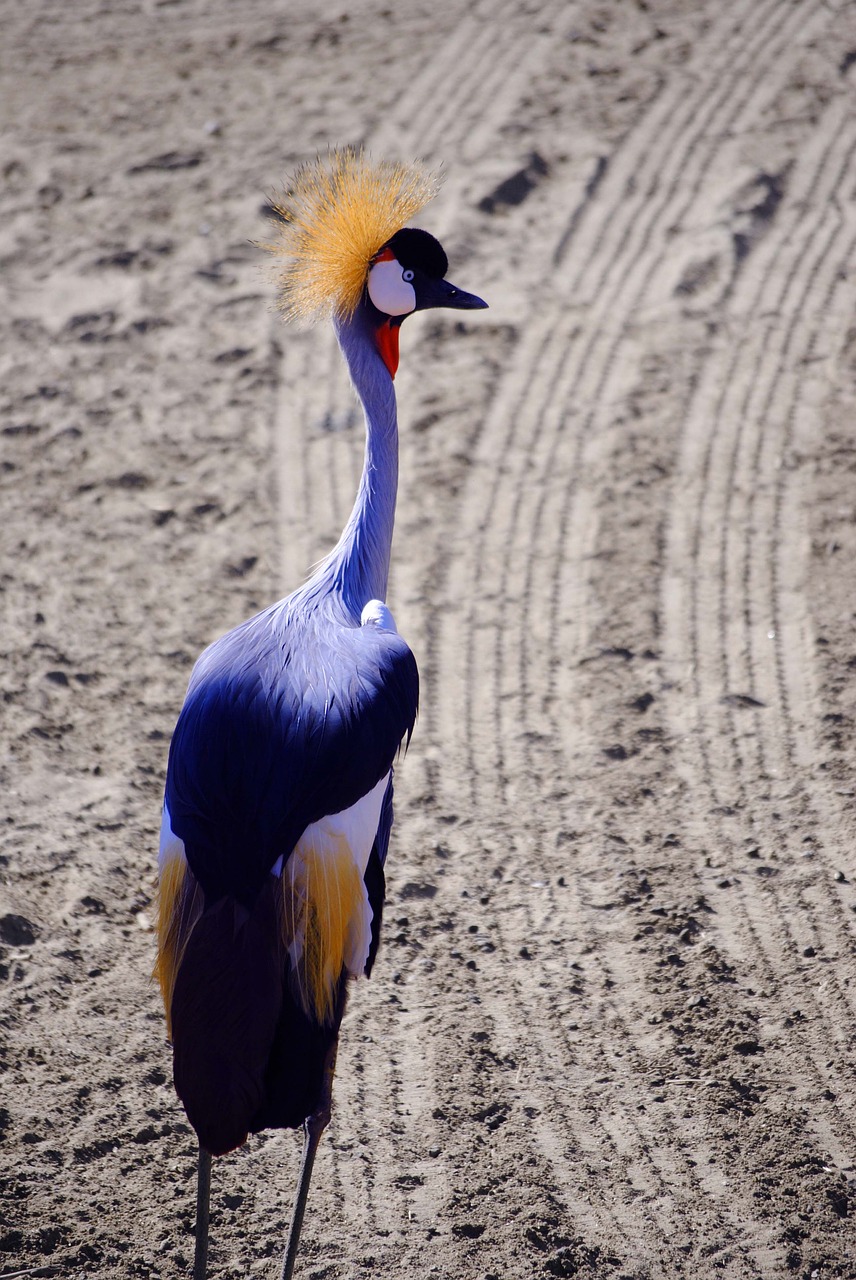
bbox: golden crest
[266,148,441,324]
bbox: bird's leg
[278,1111,328,1280]
[193,1144,212,1280]
[280,986,347,1280]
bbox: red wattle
[376,320,400,379]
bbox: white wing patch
[279,771,390,981]
[307,771,391,878]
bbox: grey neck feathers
[304,307,399,619]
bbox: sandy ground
[3,0,856,1276]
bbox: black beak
[416,276,488,312]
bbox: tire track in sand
[422,0,847,1270]
[437,0,817,821]
[659,88,856,1151]
[421,5,818,1258]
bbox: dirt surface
[3,1,856,1277]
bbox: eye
[402,269,414,282]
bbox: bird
[154,149,487,1280]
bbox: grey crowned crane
[155,150,487,1279]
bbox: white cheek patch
[368,258,416,317]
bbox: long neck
[309,307,399,618]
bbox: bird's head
[365,227,487,376]
[266,149,486,377]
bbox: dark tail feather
[171,888,283,1156]
[363,845,386,978]
[363,775,393,978]
[250,975,347,1135]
